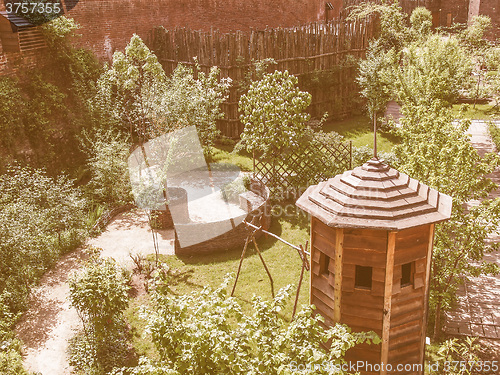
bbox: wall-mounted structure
[296,158,452,374]
[0,11,45,53]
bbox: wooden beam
[309,217,314,305]
[333,228,344,322]
[420,224,435,370]
[381,231,396,373]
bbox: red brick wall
[67,0,328,60]
[479,0,500,34]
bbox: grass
[125,214,311,358]
[451,103,500,120]
[123,293,158,360]
[209,144,253,172]
[158,216,310,311]
[322,115,398,153]
[208,115,399,171]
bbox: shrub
[121,275,380,374]
[80,129,132,205]
[68,258,131,374]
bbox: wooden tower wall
[341,227,386,371]
[388,224,433,374]
[310,217,337,327]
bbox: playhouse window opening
[401,262,413,287]
[355,265,372,290]
[319,252,330,276]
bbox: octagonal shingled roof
[296,158,452,230]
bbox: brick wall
[426,0,499,31]
[479,0,500,34]
[67,0,328,60]
[439,0,470,25]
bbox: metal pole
[231,234,251,296]
[243,220,310,256]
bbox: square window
[401,262,414,287]
[319,252,330,276]
[355,265,372,289]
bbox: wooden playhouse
[296,158,452,374]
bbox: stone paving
[443,120,500,342]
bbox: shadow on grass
[322,115,371,135]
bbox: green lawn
[322,115,397,153]
[209,144,253,172]
[451,103,500,120]
[125,214,311,358]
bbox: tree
[409,7,432,40]
[0,77,24,149]
[95,34,166,142]
[95,35,230,154]
[239,70,311,157]
[392,103,500,339]
[459,15,492,53]
[41,16,102,113]
[80,129,132,205]
[357,40,394,155]
[347,0,409,52]
[457,16,496,108]
[114,275,379,374]
[485,46,500,109]
[393,34,471,108]
[150,62,231,154]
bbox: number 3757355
[5,2,61,14]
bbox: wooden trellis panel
[253,140,352,200]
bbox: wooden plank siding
[387,224,431,373]
[341,228,388,369]
[310,217,336,325]
[309,220,432,374]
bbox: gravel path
[16,248,87,375]
[16,209,174,375]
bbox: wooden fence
[148,18,375,138]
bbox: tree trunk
[433,301,442,341]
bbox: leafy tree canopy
[95,35,230,154]
[347,0,410,52]
[239,70,311,157]
[393,34,471,108]
[393,103,500,339]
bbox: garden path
[16,209,175,375]
[443,120,500,358]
